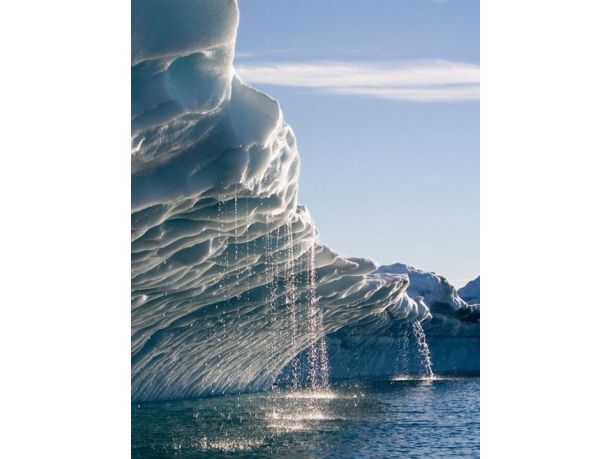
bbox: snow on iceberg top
[132,0,239,65]
[376,263,468,313]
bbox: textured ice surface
[131,0,429,402]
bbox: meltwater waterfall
[392,321,435,379]
[305,241,330,390]
[412,321,435,378]
[284,220,301,390]
[277,227,331,392]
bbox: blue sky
[234,0,479,287]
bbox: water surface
[132,378,479,458]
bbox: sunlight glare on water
[281,389,339,400]
[132,378,479,458]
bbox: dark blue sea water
[132,377,479,458]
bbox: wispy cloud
[235,60,479,102]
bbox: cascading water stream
[263,215,276,378]
[233,190,240,301]
[306,241,329,390]
[264,216,278,319]
[394,329,410,376]
[412,321,435,378]
[216,197,225,297]
[284,220,301,390]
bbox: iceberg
[131,0,479,401]
[131,0,428,402]
[459,276,480,305]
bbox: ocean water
[132,378,479,458]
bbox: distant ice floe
[459,276,480,306]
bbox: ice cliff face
[131,0,429,402]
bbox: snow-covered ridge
[131,0,430,402]
[378,264,467,310]
[379,264,479,321]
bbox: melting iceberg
[131,0,478,402]
[131,0,430,402]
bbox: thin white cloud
[234,51,259,58]
[235,60,479,102]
